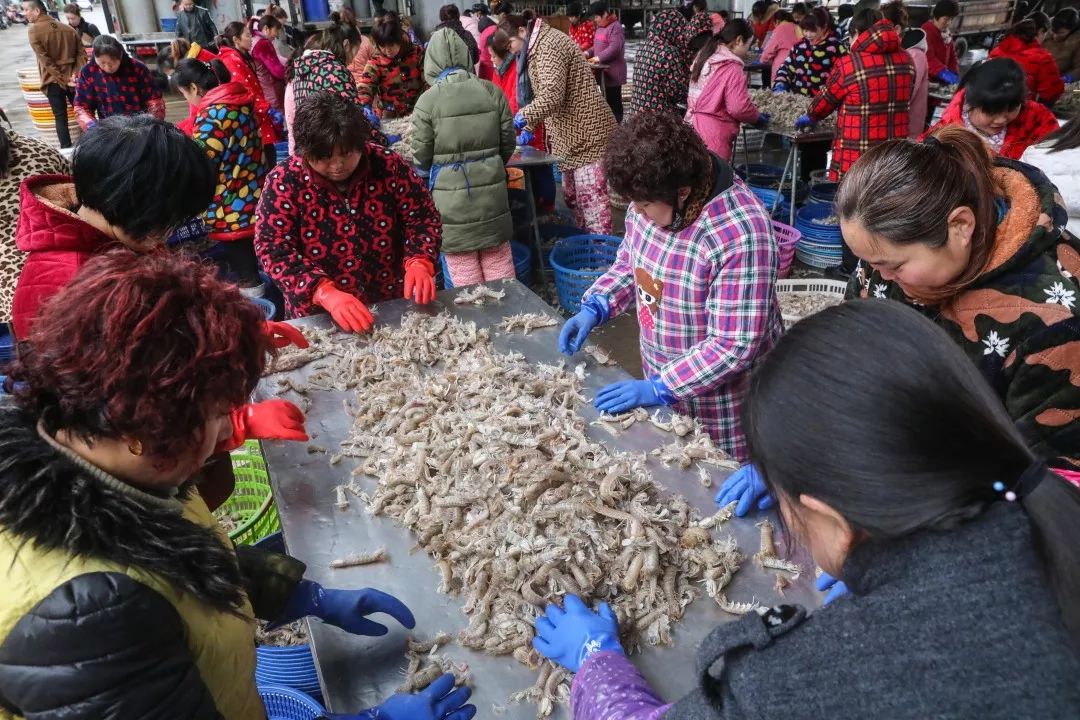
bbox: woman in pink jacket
[759,9,799,80]
[685,20,766,160]
[252,15,287,111]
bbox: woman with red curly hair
[0,251,478,720]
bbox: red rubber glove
[313,280,374,334]
[265,320,309,349]
[403,257,436,305]
[218,400,309,452]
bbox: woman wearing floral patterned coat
[558,113,782,460]
[841,126,1080,470]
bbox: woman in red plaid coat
[801,12,914,181]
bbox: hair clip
[993,460,1048,502]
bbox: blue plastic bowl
[258,684,325,720]
[795,203,843,247]
[808,182,839,205]
[735,163,786,187]
[250,297,276,321]
[548,235,622,314]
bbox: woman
[73,35,164,131]
[435,4,480,66]
[685,20,766,161]
[12,114,214,339]
[1022,112,1080,239]
[255,92,441,332]
[0,250,478,720]
[269,5,298,65]
[412,28,514,288]
[216,21,282,148]
[1046,7,1080,82]
[567,2,594,53]
[487,28,556,215]
[749,0,779,47]
[926,58,1058,160]
[921,0,960,84]
[558,112,781,459]
[588,1,625,123]
[502,12,617,234]
[0,128,68,323]
[800,11,914,180]
[989,16,1065,105]
[772,7,847,96]
[682,0,715,45]
[759,9,800,79]
[902,26,930,138]
[172,58,268,293]
[628,9,691,116]
[357,12,426,118]
[477,4,501,80]
[841,126,1080,470]
[538,301,1080,719]
[63,2,99,48]
[252,14,287,111]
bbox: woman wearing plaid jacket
[557,112,782,460]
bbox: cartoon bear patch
[634,267,663,332]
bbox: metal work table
[508,147,561,283]
[590,62,610,94]
[256,279,821,718]
[763,126,835,226]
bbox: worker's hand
[314,281,374,334]
[268,107,284,128]
[815,571,850,606]
[362,104,381,130]
[403,257,436,305]
[533,594,623,673]
[794,114,814,130]
[516,129,535,146]
[937,69,960,85]
[1064,73,1074,84]
[264,320,309,349]
[594,377,671,414]
[351,674,476,720]
[714,464,775,517]
[755,112,770,128]
[513,110,528,131]
[217,400,308,452]
[771,82,787,94]
[558,301,604,355]
[281,580,417,636]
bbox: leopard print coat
[0,130,69,322]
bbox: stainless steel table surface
[256,278,820,718]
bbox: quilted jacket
[218,46,282,146]
[1046,28,1080,78]
[990,34,1065,105]
[73,55,165,130]
[519,19,617,170]
[773,31,848,96]
[356,41,426,117]
[11,175,112,339]
[807,19,914,179]
[925,89,1059,160]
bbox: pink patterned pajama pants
[443,242,516,287]
[563,160,612,234]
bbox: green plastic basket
[214,440,281,545]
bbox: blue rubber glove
[513,110,528,131]
[713,464,775,517]
[772,83,787,94]
[937,69,960,85]
[268,107,284,126]
[594,376,674,414]
[558,297,607,355]
[533,595,623,673]
[348,674,476,720]
[794,114,814,130]
[384,102,397,114]
[516,129,535,146]
[362,105,381,130]
[815,572,850,605]
[280,580,416,636]
[1065,73,1074,84]
[755,112,770,128]
[385,133,403,144]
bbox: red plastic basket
[772,220,802,279]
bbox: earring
[128,439,143,457]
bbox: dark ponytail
[216,21,247,50]
[690,20,756,84]
[744,300,1080,644]
[171,57,231,93]
[499,10,534,35]
[835,126,999,305]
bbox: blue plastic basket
[735,163,786,187]
[273,141,290,159]
[795,203,843,247]
[548,235,622,314]
[258,684,325,720]
[256,645,321,701]
[807,182,839,205]
[250,297,276,320]
[440,241,532,289]
[0,325,13,366]
[160,17,177,31]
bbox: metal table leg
[522,166,546,285]
[790,144,799,227]
[772,141,795,217]
[741,125,750,172]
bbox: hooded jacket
[411,29,514,255]
[290,48,386,156]
[11,175,112,339]
[849,160,1080,468]
[902,28,929,138]
[356,40,426,117]
[926,88,1059,160]
[1046,28,1080,78]
[190,82,268,242]
[807,19,914,179]
[685,44,761,161]
[251,29,286,110]
[217,45,281,146]
[519,19,617,170]
[0,410,305,719]
[773,30,848,96]
[630,10,691,116]
[990,34,1066,105]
